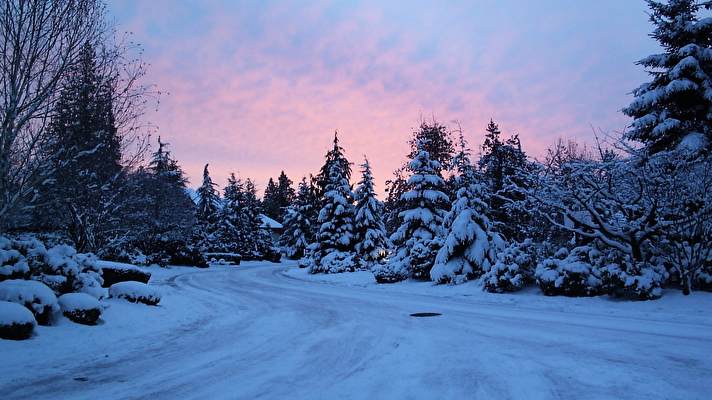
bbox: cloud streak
[108,0,659,195]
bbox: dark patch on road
[410,312,441,317]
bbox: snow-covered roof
[259,214,283,229]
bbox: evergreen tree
[37,42,122,251]
[408,120,455,171]
[623,0,712,154]
[276,171,295,217]
[431,153,504,284]
[280,177,316,259]
[216,173,244,254]
[196,164,220,226]
[261,177,280,220]
[373,139,450,282]
[309,134,357,273]
[478,120,534,242]
[383,167,408,236]
[353,157,388,267]
[314,132,353,201]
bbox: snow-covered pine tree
[353,157,388,268]
[309,134,357,273]
[196,164,220,226]
[216,173,244,254]
[431,137,504,284]
[261,177,281,220]
[314,132,353,202]
[279,177,315,259]
[623,0,712,154]
[373,139,450,283]
[407,120,455,171]
[477,120,535,242]
[37,42,122,251]
[238,179,266,260]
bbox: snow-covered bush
[309,251,357,274]
[694,266,712,292]
[37,245,104,298]
[59,293,102,325]
[149,238,208,268]
[535,246,603,297]
[0,279,59,325]
[100,263,151,287]
[109,281,161,306]
[0,300,36,340]
[483,240,536,293]
[371,260,409,284]
[599,256,668,300]
[0,237,29,281]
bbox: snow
[109,281,161,304]
[1,262,711,399]
[0,279,59,315]
[58,293,100,312]
[259,213,283,229]
[0,300,35,325]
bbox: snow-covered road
[2,262,711,400]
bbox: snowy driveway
[2,262,711,400]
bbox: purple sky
[107,0,659,195]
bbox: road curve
[2,262,711,400]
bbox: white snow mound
[0,300,36,325]
[58,292,101,312]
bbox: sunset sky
[107,0,659,196]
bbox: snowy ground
[1,261,711,400]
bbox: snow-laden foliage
[353,157,389,268]
[477,120,536,242]
[483,239,536,293]
[309,134,357,274]
[623,0,712,154]
[1,236,104,298]
[59,292,102,325]
[0,300,35,340]
[431,167,503,284]
[280,177,317,259]
[109,281,161,306]
[599,257,668,300]
[535,246,604,297]
[0,279,59,325]
[262,171,295,221]
[195,163,221,245]
[100,263,151,287]
[375,140,450,282]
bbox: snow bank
[0,300,35,340]
[109,281,161,306]
[0,279,58,325]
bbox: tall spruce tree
[261,177,280,220]
[373,139,450,282]
[196,164,220,226]
[478,120,534,242]
[353,157,388,267]
[315,132,353,201]
[623,0,712,154]
[431,149,504,284]
[38,42,122,251]
[217,173,244,254]
[408,120,455,171]
[309,134,357,273]
[279,177,315,259]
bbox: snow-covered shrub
[309,251,357,274]
[694,267,712,292]
[0,300,36,340]
[371,259,409,284]
[205,253,242,266]
[0,279,59,325]
[148,238,208,268]
[0,237,29,281]
[59,293,102,325]
[535,246,603,297]
[109,282,161,306]
[483,240,536,293]
[100,264,151,287]
[599,257,668,300]
[37,245,104,297]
